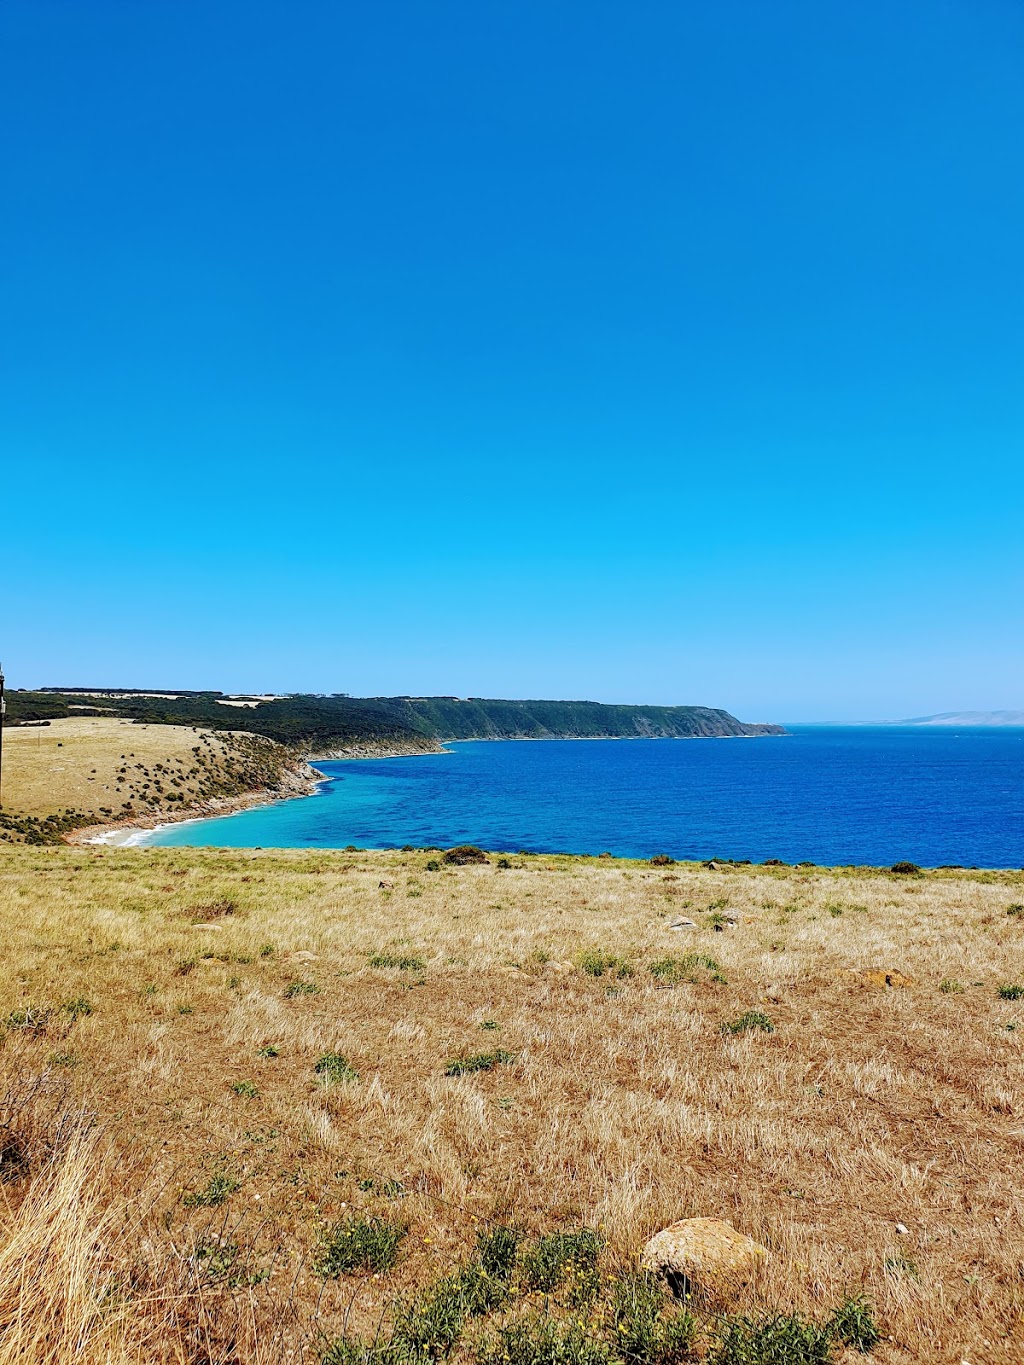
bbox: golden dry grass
[1,717,242,820]
[1,844,1023,1362]
[0,718,309,846]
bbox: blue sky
[2,0,1022,721]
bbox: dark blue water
[144,727,1024,867]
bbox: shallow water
[143,726,1024,866]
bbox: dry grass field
[1,843,1023,1363]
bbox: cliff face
[392,698,784,741]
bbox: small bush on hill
[443,845,490,865]
[890,861,921,875]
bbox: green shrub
[63,996,94,1020]
[825,1296,880,1352]
[1007,903,1024,918]
[475,1316,612,1365]
[284,980,319,998]
[314,1215,407,1277]
[997,984,1024,1000]
[709,1311,833,1364]
[608,1271,696,1365]
[650,954,720,986]
[182,1171,240,1208]
[443,845,489,866]
[497,857,513,870]
[230,1079,259,1098]
[577,952,633,979]
[445,1049,514,1077]
[425,860,442,871]
[315,1052,360,1084]
[939,978,964,994]
[890,861,921,876]
[257,1043,280,1058]
[478,1224,521,1279]
[520,1227,602,1294]
[721,1011,774,1036]
[370,953,426,971]
[650,855,675,867]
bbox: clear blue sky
[3,1,1022,722]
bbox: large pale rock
[640,1218,767,1300]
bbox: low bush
[445,1049,514,1077]
[443,845,490,865]
[520,1227,602,1294]
[608,1271,696,1365]
[721,1011,774,1036]
[940,978,964,994]
[577,951,633,979]
[284,980,319,998]
[314,1214,407,1277]
[997,984,1024,1000]
[182,1171,240,1208]
[890,861,921,876]
[709,1310,832,1364]
[476,1315,613,1365]
[369,953,426,971]
[314,1052,360,1084]
[650,954,720,986]
[650,855,675,867]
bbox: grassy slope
[0,717,313,841]
[1,845,1023,1362]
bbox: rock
[640,1217,768,1301]
[765,983,784,1002]
[669,918,697,930]
[842,969,914,989]
[895,1222,909,1236]
[378,880,394,890]
[290,950,319,962]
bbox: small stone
[291,950,319,962]
[669,918,697,930]
[640,1217,767,1302]
[895,1222,909,1236]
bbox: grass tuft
[445,1049,514,1077]
[314,1052,360,1084]
[721,1011,774,1036]
[314,1214,407,1277]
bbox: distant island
[6,688,784,754]
[893,710,1024,727]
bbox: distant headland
[891,710,1024,727]
[7,688,784,755]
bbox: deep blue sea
[142,727,1024,867]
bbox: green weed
[720,1011,774,1036]
[314,1215,406,1277]
[445,1049,514,1077]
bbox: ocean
[141,726,1024,867]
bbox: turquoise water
[143,726,1024,867]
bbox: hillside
[1,846,1022,1362]
[5,690,784,753]
[0,717,318,844]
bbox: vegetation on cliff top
[5,690,783,752]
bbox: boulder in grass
[640,1217,767,1302]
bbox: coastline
[69,730,785,848]
[74,759,329,848]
